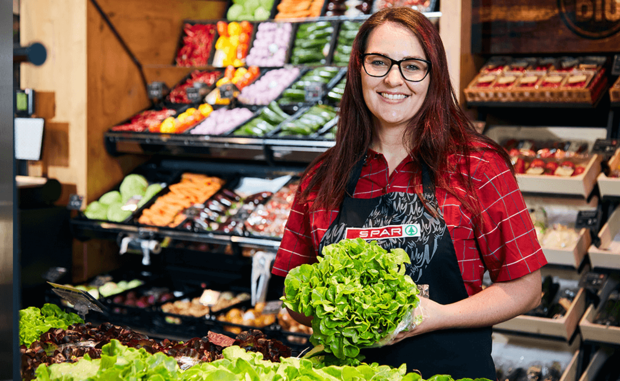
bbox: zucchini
[295,39,329,50]
[281,88,306,101]
[261,107,285,126]
[267,102,289,121]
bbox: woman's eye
[371,60,387,66]
[405,64,420,71]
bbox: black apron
[318,156,496,380]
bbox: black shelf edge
[71,219,282,250]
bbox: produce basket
[209,20,258,69]
[273,0,329,20]
[235,67,307,112]
[588,204,620,270]
[485,126,606,197]
[597,148,620,198]
[276,66,345,114]
[224,0,280,21]
[578,276,620,345]
[163,69,223,106]
[185,105,261,136]
[76,165,176,225]
[464,67,608,106]
[525,196,596,268]
[330,20,362,67]
[244,22,295,68]
[174,21,218,67]
[494,266,586,340]
[287,20,339,66]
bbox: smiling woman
[272,7,546,380]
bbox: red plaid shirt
[272,144,547,296]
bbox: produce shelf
[597,148,620,198]
[578,347,615,381]
[542,228,590,268]
[105,130,333,162]
[589,203,620,270]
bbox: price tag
[612,55,620,76]
[304,82,324,102]
[14,88,35,117]
[199,289,221,307]
[220,83,237,100]
[592,139,619,157]
[575,209,601,230]
[67,194,84,210]
[261,300,283,315]
[186,87,203,103]
[147,82,168,100]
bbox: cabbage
[227,4,244,20]
[98,191,121,205]
[84,201,108,220]
[144,183,163,201]
[119,174,148,200]
[254,6,270,20]
[106,202,132,223]
[244,0,260,13]
[262,0,275,10]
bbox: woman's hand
[387,270,543,345]
[387,297,446,345]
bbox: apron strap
[346,155,366,196]
[420,160,434,197]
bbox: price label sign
[67,194,84,210]
[592,139,619,157]
[261,300,283,315]
[220,83,237,100]
[147,82,168,100]
[575,209,601,230]
[186,87,203,103]
[304,82,324,102]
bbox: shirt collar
[366,148,415,166]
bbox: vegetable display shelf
[71,158,304,251]
[494,266,586,341]
[578,277,620,345]
[485,126,606,198]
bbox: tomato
[224,66,236,79]
[237,43,249,59]
[239,32,250,45]
[240,21,253,34]
[247,66,260,78]
[217,21,228,37]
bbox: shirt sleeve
[472,150,547,283]
[271,184,318,278]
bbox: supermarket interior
[6,0,620,380]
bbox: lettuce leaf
[19,304,84,347]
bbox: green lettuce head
[119,174,148,201]
[84,201,108,220]
[98,190,122,206]
[106,202,132,223]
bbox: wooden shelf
[579,277,620,346]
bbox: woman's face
[361,22,430,131]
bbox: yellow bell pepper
[228,22,241,36]
[199,104,213,117]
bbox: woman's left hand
[386,297,447,345]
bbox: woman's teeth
[379,93,408,100]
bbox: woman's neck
[370,123,410,176]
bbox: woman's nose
[384,64,404,86]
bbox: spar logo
[558,0,620,39]
[345,224,420,240]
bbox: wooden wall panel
[473,0,620,54]
[21,0,88,195]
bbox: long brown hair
[300,8,513,221]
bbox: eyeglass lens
[363,54,428,81]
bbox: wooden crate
[515,154,601,197]
[495,266,586,340]
[543,228,590,268]
[578,277,620,345]
[492,332,580,381]
[597,148,620,198]
[579,347,615,381]
[465,70,608,105]
[589,203,620,270]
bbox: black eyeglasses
[362,53,431,82]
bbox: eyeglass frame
[361,53,432,83]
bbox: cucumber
[267,102,289,120]
[300,22,331,34]
[281,88,306,101]
[307,29,333,40]
[291,51,326,65]
[337,45,353,55]
[327,91,342,103]
[342,21,362,31]
[295,39,329,50]
[261,107,286,125]
[339,29,359,40]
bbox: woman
[271,7,546,379]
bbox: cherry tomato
[217,21,228,37]
[240,21,253,34]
